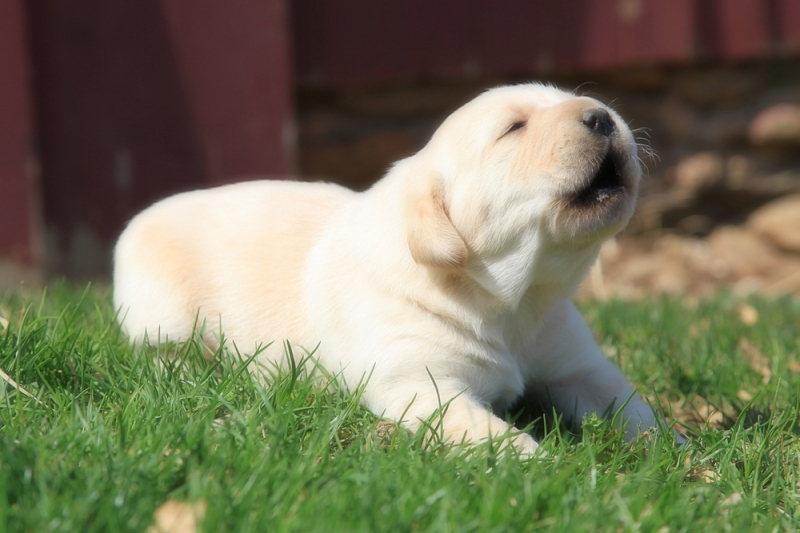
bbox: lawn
[1,283,799,532]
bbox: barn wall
[1,0,799,282]
[26,0,294,278]
[292,0,800,88]
[0,0,37,267]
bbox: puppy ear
[406,172,468,269]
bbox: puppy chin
[551,148,639,243]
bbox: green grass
[1,283,799,532]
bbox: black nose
[581,108,615,137]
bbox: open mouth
[572,151,626,206]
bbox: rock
[629,190,692,234]
[737,303,759,325]
[702,111,750,146]
[725,155,756,188]
[748,104,800,146]
[577,225,800,300]
[761,267,800,296]
[706,226,783,277]
[677,215,715,236]
[659,98,703,143]
[673,152,725,193]
[147,500,206,533]
[747,194,800,253]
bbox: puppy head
[411,84,642,260]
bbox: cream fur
[114,83,671,455]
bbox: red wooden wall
[0,0,36,265]
[26,0,293,277]
[292,0,800,87]
[1,0,799,278]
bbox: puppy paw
[509,433,546,459]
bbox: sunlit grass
[1,284,799,532]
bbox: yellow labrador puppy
[115,83,662,455]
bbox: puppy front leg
[377,381,540,456]
[532,301,659,440]
[541,359,656,439]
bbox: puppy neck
[463,222,602,312]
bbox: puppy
[114,83,667,455]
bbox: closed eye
[501,121,527,138]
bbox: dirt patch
[0,261,43,292]
[578,228,800,300]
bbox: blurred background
[1,0,799,297]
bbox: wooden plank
[0,0,36,264]
[293,0,473,85]
[774,0,800,53]
[611,0,696,66]
[29,0,208,276]
[161,0,293,185]
[27,0,293,277]
[293,0,699,86]
[480,0,695,73]
[700,0,771,60]
[476,1,568,76]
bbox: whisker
[573,81,599,98]
[605,98,625,112]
